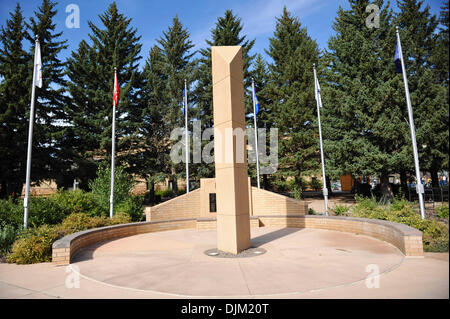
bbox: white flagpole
[313,64,328,216]
[110,68,117,219]
[396,26,426,219]
[184,79,189,193]
[23,36,40,229]
[251,78,261,189]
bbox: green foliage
[350,196,449,252]
[155,188,175,198]
[308,208,317,215]
[0,224,20,256]
[6,224,63,264]
[266,7,320,188]
[332,204,349,216]
[0,4,31,198]
[115,196,144,222]
[65,2,143,187]
[435,205,449,219]
[309,177,322,191]
[59,213,109,234]
[0,198,24,229]
[52,189,107,217]
[89,162,134,210]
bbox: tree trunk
[400,170,408,196]
[430,167,439,188]
[326,176,333,197]
[263,174,269,190]
[380,172,394,202]
[171,167,178,194]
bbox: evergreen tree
[249,54,273,189]
[193,10,255,180]
[140,16,196,193]
[322,0,407,200]
[396,0,448,187]
[265,7,320,193]
[26,0,69,187]
[0,4,31,198]
[65,2,142,189]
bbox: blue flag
[253,90,260,115]
[394,40,402,73]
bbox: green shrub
[6,225,64,264]
[109,211,132,225]
[0,223,20,256]
[332,204,349,216]
[0,198,25,229]
[60,213,110,234]
[309,177,322,191]
[89,162,134,208]
[349,195,449,252]
[27,197,67,227]
[115,196,144,222]
[53,190,108,217]
[155,188,174,198]
[435,204,449,219]
[308,208,317,215]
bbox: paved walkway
[0,227,448,299]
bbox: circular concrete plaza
[70,227,408,298]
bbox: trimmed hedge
[350,196,449,252]
[6,212,132,264]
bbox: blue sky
[0,0,445,68]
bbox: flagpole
[313,64,328,216]
[184,79,189,193]
[110,67,117,219]
[396,26,426,219]
[23,36,40,229]
[251,78,261,189]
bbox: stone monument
[211,46,251,254]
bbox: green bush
[109,211,132,225]
[6,225,64,264]
[0,198,25,229]
[332,204,349,216]
[89,162,134,208]
[60,213,110,234]
[53,189,108,217]
[309,177,322,191]
[155,188,174,198]
[435,204,449,219]
[350,196,449,252]
[0,223,20,256]
[115,196,144,222]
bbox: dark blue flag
[253,90,260,115]
[394,40,402,73]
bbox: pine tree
[249,54,273,189]
[265,7,320,193]
[66,2,142,189]
[144,16,196,192]
[193,10,255,180]
[396,0,448,187]
[322,0,408,200]
[26,0,69,187]
[0,4,31,198]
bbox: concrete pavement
[0,227,448,299]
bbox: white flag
[34,41,42,88]
[314,76,322,108]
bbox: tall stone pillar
[212,46,251,254]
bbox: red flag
[113,71,120,106]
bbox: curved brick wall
[52,215,423,265]
[258,215,423,256]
